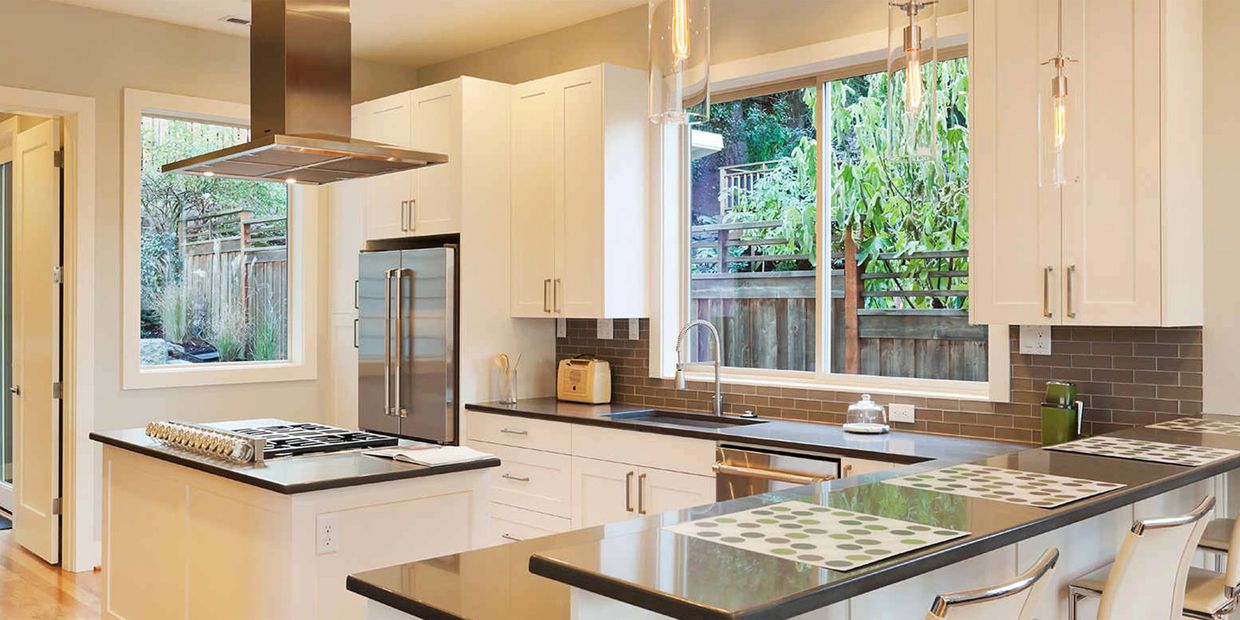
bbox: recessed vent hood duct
[162,0,445,185]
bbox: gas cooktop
[229,422,398,459]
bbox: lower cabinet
[841,457,900,478]
[488,503,572,546]
[569,456,714,529]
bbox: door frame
[0,86,97,573]
[0,119,14,513]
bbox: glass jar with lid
[843,394,890,434]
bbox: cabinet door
[511,81,558,318]
[638,469,714,516]
[555,71,605,318]
[1060,0,1162,325]
[410,82,461,235]
[329,314,359,428]
[570,457,637,528]
[969,0,1064,325]
[327,178,367,315]
[359,93,416,241]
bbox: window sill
[678,367,996,402]
[123,359,316,390]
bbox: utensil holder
[500,368,518,404]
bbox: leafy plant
[248,284,287,362]
[156,285,189,344]
[208,304,248,362]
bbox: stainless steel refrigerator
[357,246,457,444]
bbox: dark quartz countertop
[90,418,500,494]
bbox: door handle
[400,200,409,231]
[501,473,530,482]
[500,427,528,436]
[1042,266,1054,318]
[1066,264,1077,319]
[543,279,551,313]
[353,318,359,349]
[554,279,561,314]
[395,267,414,418]
[354,279,360,310]
[408,198,417,231]
[8,386,18,396]
[501,533,523,542]
[625,471,635,512]
[713,463,832,485]
[638,473,647,515]
[384,268,397,416]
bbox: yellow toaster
[557,357,612,404]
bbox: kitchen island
[91,419,499,620]
[347,409,1238,620]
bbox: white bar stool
[925,548,1058,620]
[1199,516,1233,571]
[1068,496,1215,620]
[1182,511,1240,619]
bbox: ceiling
[46,0,646,67]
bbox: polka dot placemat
[1046,436,1239,467]
[1148,418,1240,436]
[662,500,968,573]
[881,463,1125,509]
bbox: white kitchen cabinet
[352,92,416,240]
[328,314,359,428]
[510,64,650,319]
[970,0,1202,326]
[638,468,715,516]
[488,503,572,546]
[571,456,640,528]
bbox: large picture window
[686,57,988,385]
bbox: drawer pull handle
[638,473,647,515]
[501,533,523,542]
[501,473,530,482]
[625,471,635,512]
[500,428,528,435]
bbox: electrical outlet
[1019,325,1053,355]
[889,403,916,424]
[316,514,339,555]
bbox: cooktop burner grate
[230,423,397,458]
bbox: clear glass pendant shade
[649,0,710,125]
[886,1,938,159]
[1040,60,1070,187]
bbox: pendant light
[886,1,938,159]
[649,0,711,125]
[1041,0,1076,187]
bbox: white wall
[1203,0,1240,412]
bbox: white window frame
[650,13,1010,402]
[121,89,318,389]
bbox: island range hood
[162,0,446,185]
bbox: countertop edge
[346,575,465,620]
[528,451,1240,619]
[90,432,502,495]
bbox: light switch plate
[597,319,614,340]
[556,317,567,338]
[889,403,916,424]
[628,318,640,340]
[1019,325,1053,355]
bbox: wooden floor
[0,529,101,619]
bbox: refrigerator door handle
[384,268,398,416]
[396,267,415,418]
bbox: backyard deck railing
[718,160,780,215]
[688,219,984,380]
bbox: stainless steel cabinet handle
[354,279,360,310]
[353,318,359,349]
[1066,265,1077,319]
[638,473,648,515]
[408,198,417,231]
[383,268,397,416]
[543,279,551,313]
[501,533,523,542]
[1042,266,1054,318]
[501,473,530,482]
[500,427,528,436]
[843,464,854,477]
[8,386,18,396]
[554,279,562,313]
[400,200,409,231]
[713,463,832,485]
[395,268,414,418]
[625,471,635,512]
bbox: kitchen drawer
[841,457,899,477]
[475,442,571,518]
[466,411,571,454]
[571,425,714,477]
[489,503,571,546]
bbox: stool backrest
[1098,495,1215,620]
[1225,513,1240,598]
[925,548,1059,620]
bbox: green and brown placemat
[1148,418,1240,436]
[663,500,968,572]
[1046,436,1239,467]
[881,463,1124,508]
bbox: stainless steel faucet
[674,320,723,417]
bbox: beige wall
[0,0,417,434]
[1204,0,1240,412]
[417,0,966,86]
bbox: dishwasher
[714,443,841,501]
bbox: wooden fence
[688,220,986,380]
[179,210,288,357]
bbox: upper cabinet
[351,80,466,240]
[510,64,650,319]
[970,0,1202,326]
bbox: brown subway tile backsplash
[557,321,1204,445]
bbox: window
[684,57,997,392]
[122,90,317,389]
[138,116,290,366]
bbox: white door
[357,93,416,241]
[1060,0,1162,325]
[570,457,636,528]
[410,81,461,236]
[638,469,714,516]
[555,70,605,318]
[510,81,558,318]
[968,0,1064,326]
[12,119,61,564]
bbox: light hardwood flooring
[0,528,100,619]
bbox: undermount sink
[603,410,769,429]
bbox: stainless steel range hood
[162,0,445,185]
